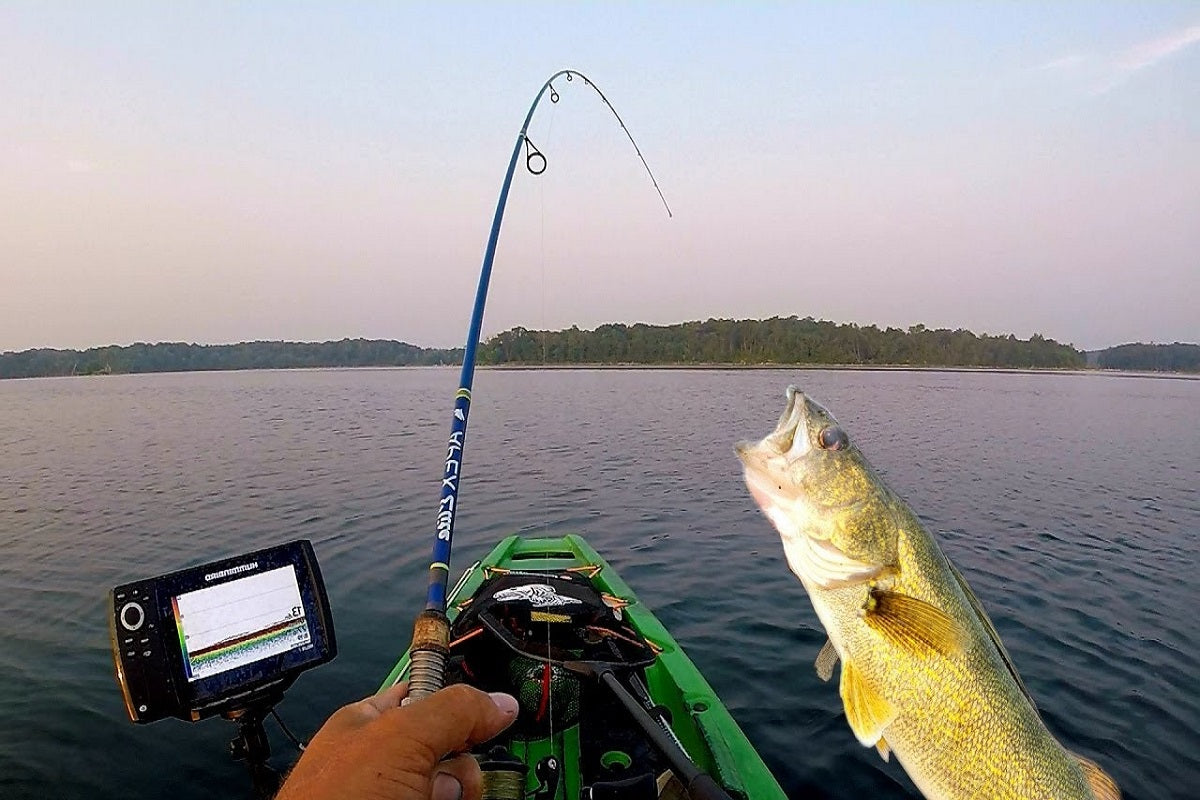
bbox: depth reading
[173,565,312,681]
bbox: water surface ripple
[0,368,1195,799]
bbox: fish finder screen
[172,566,313,681]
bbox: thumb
[388,684,519,764]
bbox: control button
[116,592,127,600]
[138,704,147,713]
[125,650,136,658]
[122,636,133,645]
[119,602,145,632]
[142,650,152,657]
[139,637,149,644]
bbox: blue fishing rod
[404,70,671,702]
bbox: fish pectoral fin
[875,737,891,763]
[814,638,839,682]
[1071,752,1121,800]
[862,588,966,657]
[838,659,896,748]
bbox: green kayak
[382,534,786,800]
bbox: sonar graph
[172,565,312,681]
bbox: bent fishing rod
[404,69,671,703]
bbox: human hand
[275,682,519,800]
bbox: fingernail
[488,691,519,716]
[432,772,463,800]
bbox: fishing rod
[404,69,671,703]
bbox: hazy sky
[2,3,1197,353]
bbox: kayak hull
[384,534,786,800]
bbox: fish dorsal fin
[839,658,895,747]
[862,588,965,657]
[814,638,838,682]
[1071,752,1121,800]
[945,558,1037,710]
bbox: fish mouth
[776,385,803,430]
[735,386,815,511]
[775,385,810,449]
[735,385,812,465]
[738,388,882,588]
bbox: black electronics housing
[109,540,336,723]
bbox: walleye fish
[735,387,1119,800]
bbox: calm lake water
[0,367,1196,799]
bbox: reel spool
[479,746,527,800]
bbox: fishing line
[539,94,557,368]
[538,102,552,539]
[546,620,556,792]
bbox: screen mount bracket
[224,692,284,800]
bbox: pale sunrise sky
[2,3,1197,353]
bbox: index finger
[385,684,518,760]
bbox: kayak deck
[383,535,785,800]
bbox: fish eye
[817,425,848,451]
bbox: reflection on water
[0,368,1195,799]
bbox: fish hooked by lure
[736,387,1120,800]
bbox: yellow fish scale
[815,509,1097,799]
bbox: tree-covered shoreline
[0,339,461,379]
[479,317,1086,369]
[2,319,1196,379]
[1093,342,1200,373]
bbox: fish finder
[109,539,336,724]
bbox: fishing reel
[440,570,729,800]
[478,747,564,800]
[444,570,655,725]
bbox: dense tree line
[478,317,1086,369]
[7,323,1194,379]
[0,339,461,379]
[1096,343,1200,373]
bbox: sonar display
[172,565,312,681]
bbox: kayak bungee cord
[404,69,671,703]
